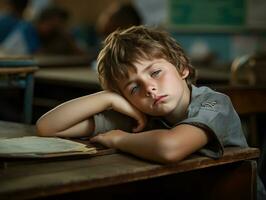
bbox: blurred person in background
[34,5,84,55]
[96,1,142,39]
[0,0,40,55]
[89,1,142,69]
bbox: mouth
[153,95,168,106]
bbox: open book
[0,136,97,158]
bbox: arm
[36,91,146,137]
[90,124,209,164]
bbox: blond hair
[97,25,195,93]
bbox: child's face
[119,58,190,117]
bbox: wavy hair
[97,25,195,93]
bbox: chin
[161,105,178,117]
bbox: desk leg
[24,73,34,124]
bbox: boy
[36,26,265,198]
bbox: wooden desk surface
[0,121,259,200]
[35,55,96,68]
[0,67,39,75]
[214,85,266,115]
[35,67,100,89]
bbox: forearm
[114,125,208,164]
[114,130,177,163]
[55,118,94,138]
[36,91,112,136]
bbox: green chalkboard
[168,0,246,29]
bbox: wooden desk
[0,121,259,200]
[35,67,100,89]
[196,66,230,84]
[0,58,39,124]
[214,85,266,146]
[35,55,96,68]
[215,85,266,115]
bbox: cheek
[160,72,184,94]
[169,69,183,82]
[160,73,177,86]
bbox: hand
[109,92,147,132]
[90,130,128,148]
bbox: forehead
[132,58,165,73]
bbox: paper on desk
[0,136,96,156]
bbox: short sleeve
[93,110,135,136]
[179,92,247,159]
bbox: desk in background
[0,120,259,200]
[0,57,39,124]
[35,55,96,68]
[35,67,99,89]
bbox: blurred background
[0,0,266,186]
[1,0,265,64]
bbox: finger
[132,117,147,132]
[89,134,102,143]
[132,125,142,133]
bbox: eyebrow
[123,62,157,90]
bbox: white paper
[0,136,94,155]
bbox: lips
[153,95,168,105]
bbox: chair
[0,57,39,124]
[231,53,266,86]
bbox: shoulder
[191,85,230,104]
[189,85,233,115]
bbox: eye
[130,85,139,95]
[151,70,162,78]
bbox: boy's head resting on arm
[97,25,196,92]
[97,25,196,119]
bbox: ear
[180,67,189,79]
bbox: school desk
[217,85,266,147]
[0,58,39,124]
[35,66,100,89]
[0,120,259,200]
[35,55,96,68]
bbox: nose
[145,83,157,97]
